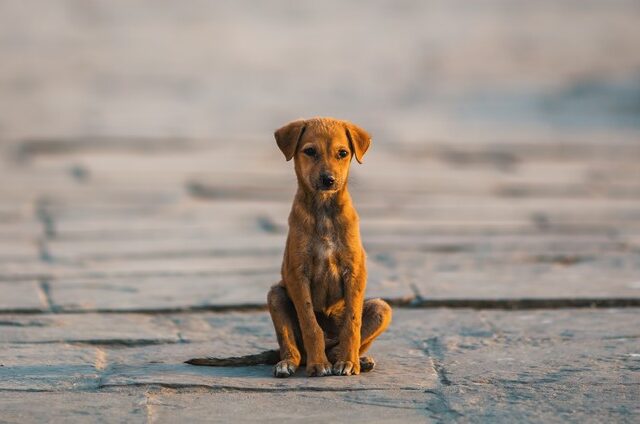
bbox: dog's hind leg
[267,283,304,378]
[358,298,392,372]
[359,298,392,354]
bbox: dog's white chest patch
[316,238,335,259]
[313,216,341,281]
[311,233,342,310]
[315,216,337,260]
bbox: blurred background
[1,0,639,144]
[0,1,639,309]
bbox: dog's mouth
[315,182,341,192]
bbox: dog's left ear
[345,122,371,164]
[274,120,306,161]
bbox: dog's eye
[303,147,316,157]
[338,149,349,158]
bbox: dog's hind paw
[359,356,376,373]
[273,360,297,378]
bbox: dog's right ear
[345,122,371,164]
[274,120,306,161]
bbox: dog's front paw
[332,360,360,376]
[273,360,297,378]
[306,361,333,377]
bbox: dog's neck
[295,184,353,218]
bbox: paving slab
[45,235,285,262]
[138,389,432,424]
[0,344,100,391]
[0,313,179,345]
[46,274,409,313]
[0,391,147,423]
[0,240,38,262]
[111,309,638,422]
[403,308,640,422]
[0,255,281,282]
[0,221,41,241]
[0,281,46,312]
[100,311,437,392]
[47,275,278,312]
[2,248,638,311]
[374,250,640,301]
[43,227,636,260]
[0,389,432,424]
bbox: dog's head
[274,117,371,194]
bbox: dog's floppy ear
[345,122,371,164]
[274,120,306,161]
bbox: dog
[187,117,392,377]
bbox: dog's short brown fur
[268,117,391,377]
[186,117,391,377]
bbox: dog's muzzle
[319,174,336,190]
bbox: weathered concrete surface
[0,281,46,312]
[0,344,100,391]
[402,309,640,422]
[1,141,639,310]
[0,310,638,422]
[0,313,180,344]
[0,392,146,423]
[0,390,432,424]
[0,311,437,392]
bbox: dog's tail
[185,349,280,366]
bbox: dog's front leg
[333,271,365,376]
[287,277,333,377]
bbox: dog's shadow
[106,362,295,386]
[181,363,277,379]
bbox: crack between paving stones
[422,337,451,387]
[9,339,181,347]
[0,388,69,393]
[36,279,56,312]
[0,267,281,282]
[37,239,53,263]
[6,381,638,395]
[98,383,426,393]
[94,347,108,371]
[43,248,283,262]
[2,297,640,316]
[166,317,188,344]
[0,385,425,395]
[141,390,157,424]
[339,396,427,410]
[423,389,463,421]
[35,197,56,239]
[34,196,62,314]
[421,338,464,421]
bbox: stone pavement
[0,137,639,423]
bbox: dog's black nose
[320,174,335,188]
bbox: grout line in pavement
[36,279,55,312]
[1,297,639,316]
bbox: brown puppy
[268,117,391,377]
[186,117,391,378]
